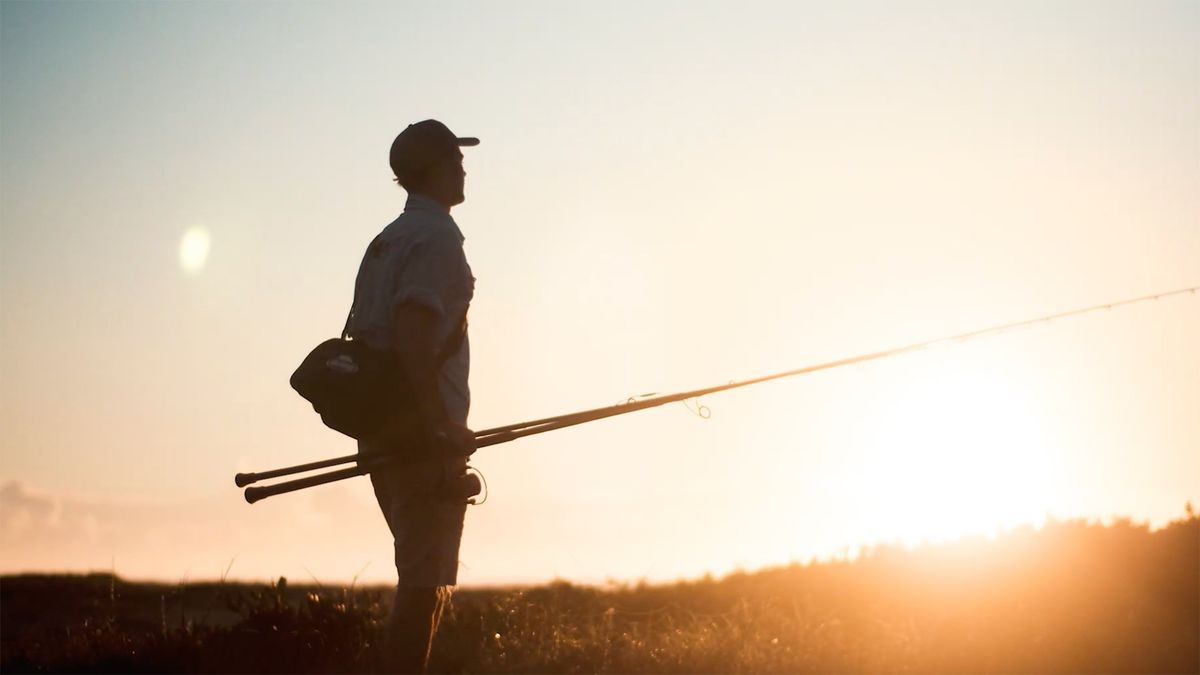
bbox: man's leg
[384,585,449,673]
[371,458,465,672]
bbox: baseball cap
[389,119,479,183]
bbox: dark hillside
[2,512,1196,673]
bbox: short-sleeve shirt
[346,194,474,431]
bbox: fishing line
[474,285,1200,444]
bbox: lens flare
[179,227,211,275]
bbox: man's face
[428,148,466,208]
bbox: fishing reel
[443,465,488,505]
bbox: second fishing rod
[238,284,1198,504]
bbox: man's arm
[392,301,449,432]
[376,226,475,455]
[390,302,475,456]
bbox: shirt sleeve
[389,225,464,319]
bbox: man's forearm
[393,304,450,429]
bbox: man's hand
[426,421,476,457]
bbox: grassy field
[2,512,1196,673]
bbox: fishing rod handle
[244,463,369,504]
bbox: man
[346,119,480,672]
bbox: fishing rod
[239,285,1197,504]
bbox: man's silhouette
[346,119,479,672]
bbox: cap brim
[456,137,480,147]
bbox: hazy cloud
[0,479,394,584]
[0,481,61,533]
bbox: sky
[1,0,1197,586]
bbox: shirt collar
[403,193,465,243]
[405,193,451,215]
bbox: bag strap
[341,305,356,341]
[341,233,380,341]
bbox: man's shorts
[369,456,469,587]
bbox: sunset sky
[2,1,1197,586]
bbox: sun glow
[179,227,211,275]
[858,348,1054,546]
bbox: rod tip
[234,473,255,488]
